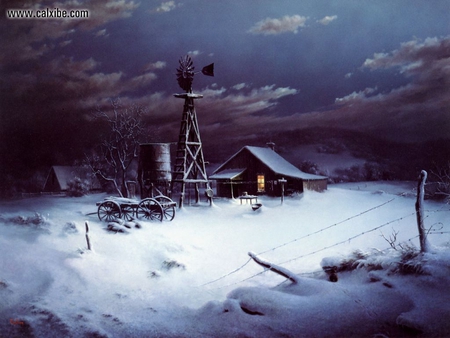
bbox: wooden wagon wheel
[121,204,135,221]
[154,195,176,221]
[136,198,163,222]
[98,200,121,222]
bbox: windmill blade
[176,55,195,91]
[175,56,214,92]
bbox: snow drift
[0,182,449,337]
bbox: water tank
[138,143,172,198]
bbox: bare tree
[430,161,450,203]
[86,100,145,198]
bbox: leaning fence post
[248,251,299,284]
[415,170,430,253]
[85,221,92,251]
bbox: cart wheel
[121,205,135,221]
[154,195,176,221]
[137,198,163,222]
[98,200,121,222]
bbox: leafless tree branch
[85,99,146,197]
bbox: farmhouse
[43,166,101,193]
[210,146,327,198]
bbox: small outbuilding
[43,166,101,193]
[210,146,327,198]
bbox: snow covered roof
[209,168,246,180]
[45,166,98,191]
[52,166,84,190]
[214,146,327,181]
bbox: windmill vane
[176,55,214,93]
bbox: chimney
[266,142,275,151]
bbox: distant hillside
[204,127,450,182]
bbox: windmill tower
[171,55,214,208]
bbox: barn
[43,166,101,193]
[210,146,327,198]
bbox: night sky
[1,0,449,184]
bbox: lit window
[257,174,265,192]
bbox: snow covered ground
[0,182,449,337]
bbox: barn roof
[46,166,98,191]
[209,168,246,180]
[213,146,327,181]
[52,166,76,190]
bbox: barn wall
[216,181,253,198]
[213,148,326,197]
[223,148,280,195]
[43,168,61,192]
[303,179,328,192]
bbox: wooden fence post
[85,221,92,251]
[415,170,430,253]
[248,252,299,284]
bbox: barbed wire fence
[199,194,449,290]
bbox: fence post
[85,221,92,251]
[248,251,299,284]
[415,170,430,253]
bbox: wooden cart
[96,195,176,223]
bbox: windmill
[171,55,214,208]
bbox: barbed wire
[277,212,416,265]
[199,197,395,287]
[200,196,449,290]
[199,258,252,287]
[216,212,417,290]
[257,197,396,256]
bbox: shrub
[66,177,89,197]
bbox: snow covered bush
[62,222,78,234]
[321,245,425,277]
[9,212,49,228]
[299,160,321,175]
[162,260,186,270]
[66,177,89,197]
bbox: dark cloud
[1,1,449,190]
[1,0,138,64]
[291,36,450,142]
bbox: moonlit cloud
[363,37,450,76]
[248,15,308,35]
[317,15,337,25]
[116,84,299,143]
[335,87,378,103]
[153,1,179,13]
[95,29,108,37]
[303,36,450,142]
[59,40,72,47]
[143,61,167,71]
[187,50,201,57]
[232,83,248,90]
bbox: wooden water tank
[138,143,172,198]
